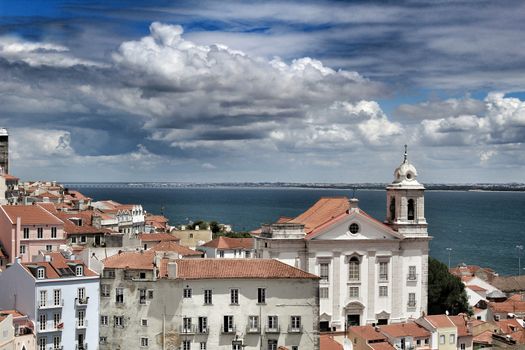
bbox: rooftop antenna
[404,144,408,163]
[352,187,357,199]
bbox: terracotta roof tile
[350,325,388,342]
[496,319,523,334]
[380,322,431,338]
[22,253,97,279]
[36,202,58,213]
[467,285,487,292]
[370,342,397,350]
[276,216,294,224]
[320,335,343,350]
[139,233,180,242]
[290,197,349,234]
[448,315,471,337]
[200,236,254,250]
[152,241,203,257]
[489,300,525,313]
[175,259,319,280]
[1,205,63,225]
[473,330,493,345]
[103,250,156,270]
[424,315,456,328]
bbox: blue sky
[0,0,524,183]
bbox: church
[254,149,431,331]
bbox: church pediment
[307,209,402,241]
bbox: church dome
[391,145,421,186]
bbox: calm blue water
[71,187,525,276]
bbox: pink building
[0,205,65,263]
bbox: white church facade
[254,149,431,331]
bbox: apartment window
[139,272,146,279]
[230,288,239,304]
[439,335,445,344]
[46,245,53,252]
[258,288,266,304]
[100,337,107,345]
[77,310,85,327]
[148,290,154,299]
[379,286,388,297]
[116,288,124,304]
[219,250,224,258]
[267,315,279,330]
[460,343,466,350]
[349,287,359,298]
[53,313,61,329]
[37,267,45,279]
[38,338,46,350]
[40,290,47,307]
[182,340,191,350]
[183,288,192,298]
[139,289,147,304]
[320,287,329,299]
[71,236,77,243]
[223,315,234,333]
[20,245,26,255]
[101,315,108,326]
[23,227,29,239]
[379,261,388,281]
[141,337,149,347]
[320,263,329,282]
[77,287,86,301]
[248,316,259,331]
[51,227,57,238]
[75,265,83,276]
[141,319,148,327]
[233,344,241,350]
[183,317,192,332]
[39,313,46,330]
[53,336,61,349]
[198,316,207,333]
[450,334,455,344]
[425,338,429,345]
[101,284,110,297]
[200,342,207,350]
[291,316,301,331]
[37,227,43,238]
[80,236,86,243]
[268,339,278,350]
[408,266,417,280]
[417,340,421,346]
[114,316,124,327]
[54,289,61,305]
[408,293,416,307]
[204,289,212,304]
[292,347,299,350]
[245,251,250,258]
[348,257,360,281]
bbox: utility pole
[446,248,453,269]
[517,245,523,275]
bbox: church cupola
[385,145,428,237]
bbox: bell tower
[385,145,427,237]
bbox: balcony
[221,326,236,334]
[75,297,89,307]
[196,327,209,334]
[75,344,88,350]
[179,324,196,334]
[265,325,281,333]
[75,320,88,329]
[37,324,62,333]
[407,301,417,308]
[407,274,418,282]
[38,299,64,309]
[246,326,260,334]
[288,325,303,334]
[379,274,388,282]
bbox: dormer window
[37,267,45,279]
[75,265,83,276]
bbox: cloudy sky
[1,0,524,183]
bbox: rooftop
[380,322,431,338]
[139,233,180,242]
[320,335,343,350]
[22,252,97,279]
[152,241,203,257]
[349,325,388,342]
[1,205,64,225]
[103,250,156,270]
[423,315,456,329]
[200,236,254,250]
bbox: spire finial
[404,144,408,163]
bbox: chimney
[348,198,359,211]
[167,262,177,279]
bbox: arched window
[389,197,396,221]
[407,199,415,220]
[348,256,360,281]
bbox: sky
[0,0,524,183]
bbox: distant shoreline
[62,182,525,192]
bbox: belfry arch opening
[407,199,415,220]
[389,197,395,221]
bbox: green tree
[209,221,221,234]
[428,257,470,315]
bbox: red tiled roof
[350,325,388,342]
[424,315,455,328]
[276,216,294,224]
[473,330,493,345]
[152,241,203,257]
[448,315,471,337]
[34,191,61,199]
[37,202,58,214]
[54,211,111,235]
[496,319,523,334]
[175,259,319,280]
[290,197,349,234]
[139,233,180,242]
[2,174,19,181]
[0,310,25,318]
[22,253,97,279]
[103,250,156,270]
[320,335,343,350]
[1,205,63,225]
[380,322,431,338]
[467,285,487,292]
[489,300,525,313]
[200,236,254,250]
[370,342,396,350]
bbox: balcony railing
[265,325,281,333]
[75,344,88,350]
[75,320,88,329]
[179,324,196,334]
[407,274,418,281]
[75,297,89,307]
[288,325,303,333]
[246,325,260,334]
[221,326,236,334]
[407,301,417,308]
[196,326,209,334]
[38,299,64,309]
[379,273,388,282]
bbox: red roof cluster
[1,205,64,225]
[200,236,254,250]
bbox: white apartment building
[92,201,145,234]
[99,252,320,350]
[255,149,430,330]
[0,252,100,350]
[197,237,255,258]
